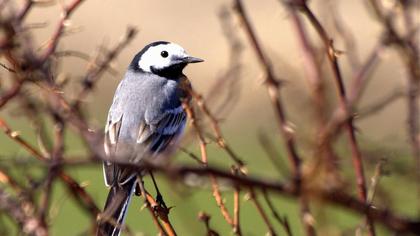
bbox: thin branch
[74,26,138,108]
[198,212,220,236]
[182,101,235,227]
[39,154,420,235]
[0,188,47,236]
[358,89,405,119]
[367,159,385,205]
[0,118,101,219]
[368,0,420,216]
[232,167,242,236]
[285,1,375,235]
[249,188,277,236]
[38,0,86,64]
[0,79,23,109]
[0,62,16,72]
[16,0,34,21]
[145,191,177,236]
[178,146,205,165]
[233,1,315,235]
[257,132,289,178]
[262,190,293,236]
[189,88,245,168]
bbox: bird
[97,41,203,236]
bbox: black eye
[161,51,168,58]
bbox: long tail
[97,178,137,236]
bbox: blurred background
[0,0,418,235]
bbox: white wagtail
[97,41,203,236]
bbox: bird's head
[130,41,203,77]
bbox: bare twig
[0,79,23,109]
[38,0,86,64]
[1,0,418,235]
[0,118,100,218]
[368,0,420,216]
[248,188,277,236]
[358,89,405,119]
[0,62,16,72]
[285,1,375,234]
[0,188,47,236]
[189,88,245,168]
[23,152,420,234]
[232,167,242,236]
[234,1,315,235]
[367,159,386,205]
[145,191,177,236]
[183,100,235,227]
[198,212,220,236]
[74,26,138,108]
[262,190,293,236]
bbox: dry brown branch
[206,6,244,117]
[0,0,419,235]
[0,167,30,200]
[367,0,420,216]
[233,1,315,235]
[0,79,23,109]
[145,191,177,236]
[231,166,242,236]
[283,1,376,234]
[0,61,16,72]
[262,190,293,236]
[358,89,405,119]
[16,0,34,21]
[234,0,299,181]
[0,188,47,236]
[6,150,420,234]
[74,26,138,109]
[198,212,220,236]
[329,0,361,71]
[61,155,419,234]
[178,146,205,165]
[182,100,235,227]
[0,118,100,218]
[286,0,341,189]
[367,159,385,205]
[189,88,245,168]
[133,161,419,235]
[248,188,277,236]
[38,0,86,64]
[257,132,289,178]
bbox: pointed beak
[183,56,204,63]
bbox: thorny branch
[0,0,419,235]
[284,1,376,235]
[58,157,420,234]
[233,1,316,235]
[182,100,235,228]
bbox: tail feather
[97,178,137,236]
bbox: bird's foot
[155,194,168,210]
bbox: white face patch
[138,43,189,72]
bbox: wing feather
[104,104,187,186]
[141,105,186,153]
[103,114,123,186]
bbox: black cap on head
[129,41,170,71]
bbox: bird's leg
[149,171,167,210]
[136,176,150,207]
[135,183,142,196]
[134,173,143,196]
